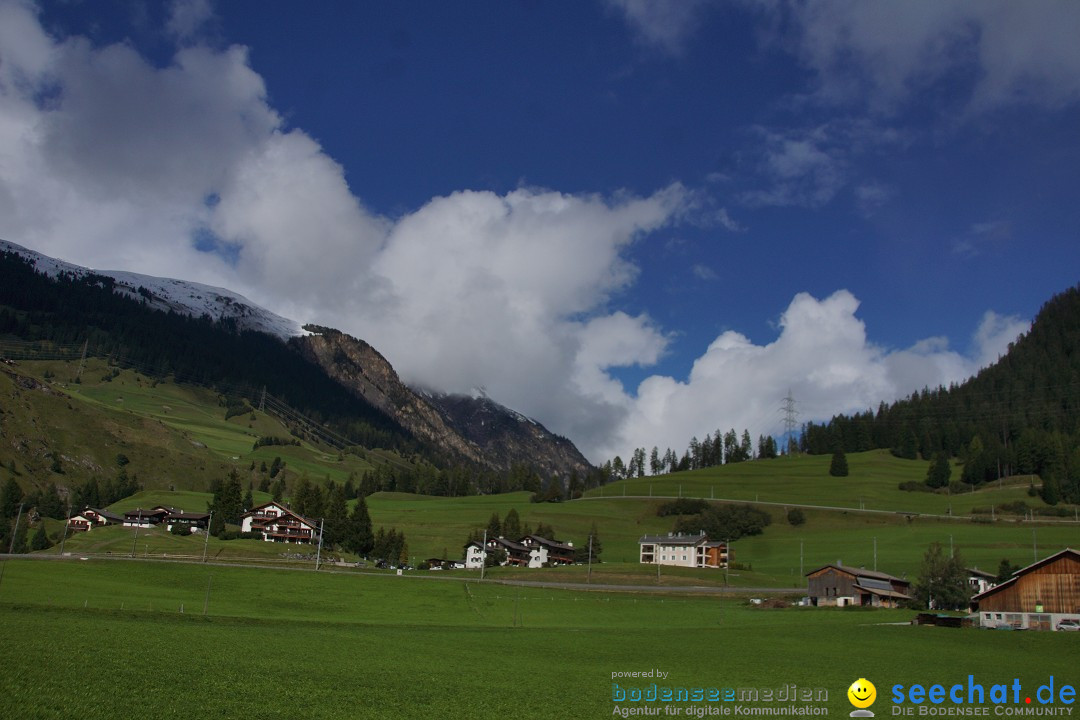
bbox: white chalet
[241,501,320,544]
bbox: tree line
[604,428,780,480]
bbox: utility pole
[799,539,803,577]
[259,386,266,412]
[76,339,88,380]
[873,537,877,571]
[587,535,593,584]
[202,512,213,563]
[8,503,24,554]
[315,518,325,570]
[130,509,142,558]
[480,529,487,581]
[58,504,72,557]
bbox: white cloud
[595,291,1030,462]
[692,264,717,281]
[761,0,1080,113]
[972,310,1028,368]
[604,0,712,55]
[167,0,214,43]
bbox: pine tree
[344,496,374,556]
[0,477,23,518]
[10,517,28,553]
[486,512,502,537]
[503,508,522,539]
[37,483,64,520]
[1040,474,1061,506]
[829,448,849,477]
[323,485,349,547]
[30,524,51,551]
[995,558,1019,583]
[926,452,952,488]
[587,521,602,560]
[208,469,244,526]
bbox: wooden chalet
[164,510,210,532]
[463,534,577,569]
[241,501,319,544]
[805,563,911,608]
[520,535,575,566]
[490,537,532,567]
[122,507,169,528]
[67,507,124,532]
[971,548,1080,631]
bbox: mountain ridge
[0,240,593,478]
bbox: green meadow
[585,450,1046,517]
[0,557,1077,720]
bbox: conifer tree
[0,477,23,518]
[829,447,849,477]
[503,508,522,539]
[486,512,502,537]
[30,524,51,551]
[344,496,374,556]
[323,485,349,547]
[926,451,952,488]
[10,517,28,553]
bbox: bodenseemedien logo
[849,678,877,718]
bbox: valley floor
[0,557,1077,720]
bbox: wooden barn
[971,548,1080,631]
[805,563,911,608]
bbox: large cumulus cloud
[0,1,1028,464]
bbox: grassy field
[0,557,1077,719]
[585,450,1049,516]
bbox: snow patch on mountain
[0,239,302,339]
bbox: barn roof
[805,564,908,585]
[970,548,1079,603]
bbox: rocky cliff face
[421,390,593,480]
[294,326,592,478]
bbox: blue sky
[1,0,1077,461]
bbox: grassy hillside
[583,450,1046,516]
[35,481,1078,590]
[0,358,410,496]
[1,558,1077,719]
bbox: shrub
[786,508,805,526]
[216,530,263,541]
[657,498,710,517]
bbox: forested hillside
[0,249,416,453]
[800,285,1080,502]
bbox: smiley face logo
[847,678,877,709]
